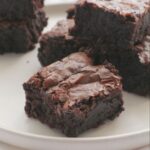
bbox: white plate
[45,0,76,5]
[0,4,149,150]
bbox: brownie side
[95,35,150,96]
[23,52,123,137]
[0,0,44,21]
[0,10,47,54]
[70,0,150,50]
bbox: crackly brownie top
[27,52,122,109]
[47,63,122,109]
[41,19,74,39]
[26,52,122,109]
[136,35,150,64]
[27,52,93,89]
[79,0,150,21]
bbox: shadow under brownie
[23,52,124,137]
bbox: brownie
[38,19,91,66]
[0,10,47,54]
[0,0,44,21]
[23,52,124,137]
[70,0,150,50]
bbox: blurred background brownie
[23,52,124,137]
[67,6,75,19]
[0,0,47,53]
[0,10,47,54]
[95,34,150,96]
[0,0,44,21]
[70,0,150,50]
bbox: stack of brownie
[38,0,150,96]
[23,0,150,137]
[0,0,47,54]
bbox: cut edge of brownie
[24,87,123,137]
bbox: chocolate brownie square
[117,36,150,95]
[38,19,91,66]
[0,10,47,54]
[23,52,124,137]
[70,0,150,50]
[95,34,150,96]
[0,0,44,21]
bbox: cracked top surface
[25,52,122,108]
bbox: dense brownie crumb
[0,10,47,54]
[24,52,124,137]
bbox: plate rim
[0,124,149,141]
[45,0,75,6]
